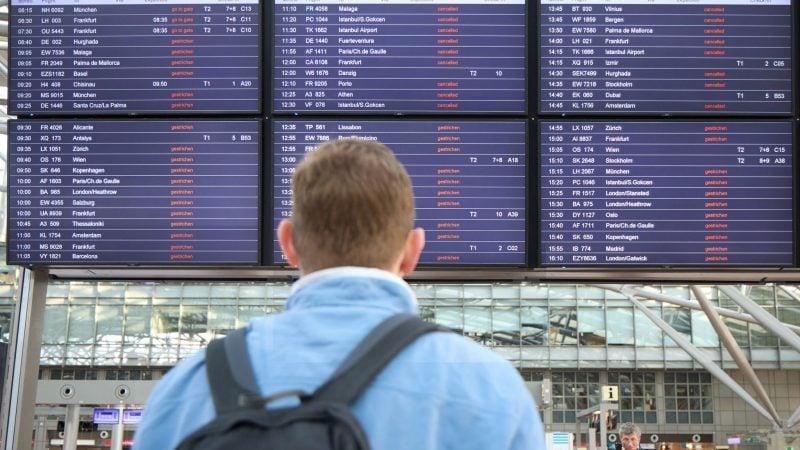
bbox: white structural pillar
[33,417,47,450]
[1,268,49,450]
[111,405,125,450]
[768,430,786,450]
[599,402,608,450]
[63,404,80,450]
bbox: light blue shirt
[134,267,544,449]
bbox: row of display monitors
[7,118,795,268]
[8,0,796,116]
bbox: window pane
[435,306,463,332]
[210,284,239,298]
[124,306,152,344]
[723,318,749,346]
[67,305,95,344]
[493,306,519,346]
[43,305,68,345]
[635,308,662,346]
[520,285,548,299]
[691,310,718,346]
[152,306,180,334]
[69,283,97,298]
[578,307,606,346]
[124,284,153,299]
[550,307,577,345]
[182,284,210,298]
[96,305,123,336]
[238,284,268,299]
[237,305,266,327]
[663,307,691,337]
[181,305,208,336]
[521,306,548,345]
[464,305,491,335]
[749,286,775,305]
[751,324,778,347]
[180,305,209,357]
[209,306,236,337]
[778,307,800,325]
[607,308,634,345]
[419,305,435,322]
[154,285,183,299]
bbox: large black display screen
[539,120,794,266]
[273,120,527,265]
[9,0,260,115]
[273,0,526,114]
[7,119,261,265]
[539,0,793,115]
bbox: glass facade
[0,272,800,440]
[551,371,600,423]
[0,280,797,369]
[664,372,714,424]
[609,371,657,424]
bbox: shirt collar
[290,266,417,303]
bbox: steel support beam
[691,286,782,425]
[602,284,800,333]
[719,285,800,354]
[626,292,780,428]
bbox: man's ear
[277,219,300,269]
[397,227,425,277]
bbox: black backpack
[176,314,445,450]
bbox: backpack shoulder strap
[205,327,260,414]
[313,314,447,404]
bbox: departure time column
[540,122,603,264]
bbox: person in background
[620,422,642,450]
[133,138,545,449]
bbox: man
[620,422,642,450]
[133,139,543,449]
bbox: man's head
[278,138,424,275]
[619,422,641,450]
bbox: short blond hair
[290,139,415,272]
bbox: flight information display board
[273,0,526,114]
[539,120,794,266]
[273,120,527,265]
[7,119,261,265]
[539,0,793,115]
[9,0,260,115]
